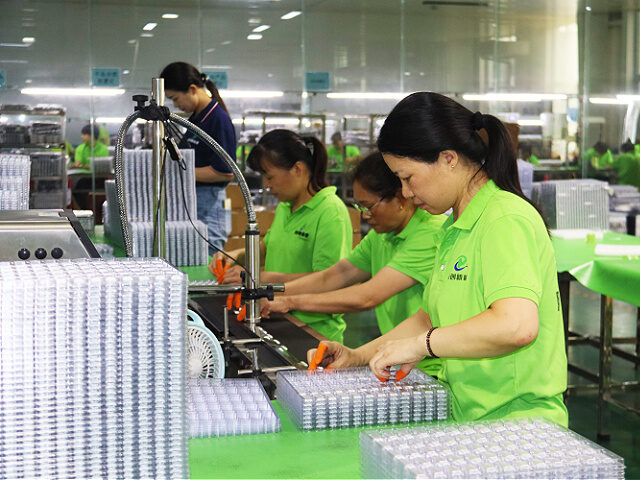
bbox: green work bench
[552,231,640,439]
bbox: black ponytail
[377,92,531,205]
[160,61,230,115]
[247,129,328,195]
[350,151,401,199]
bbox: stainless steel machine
[0,209,100,261]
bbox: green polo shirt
[585,148,613,170]
[264,186,352,342]
[75,141,109,168]
[347,208,445,375]
[326,145,361,172]
[425,180,568,426]
[527,154,540,165]
[613,153,640,190]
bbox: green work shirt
[75,141,109,168]
[347,208,445,376]
[585,148,613,169]
[326,145,361,172]
[528,154,540,165]
[613,153,640,190]
[264,186,352,342]
[425,180,568,426]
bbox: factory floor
[343,281,640,479]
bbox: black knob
[34,248,47,260]
[132,94,149,111]
[18,248,30,260]
[51,247,63,259]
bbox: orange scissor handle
[308,343,328,371]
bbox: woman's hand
[260,297,293,318]
[220,265,244,284]
[306,341,365,369]
[369,333,427,380]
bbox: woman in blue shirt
[161,61,237,254]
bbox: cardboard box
[230,206,276,236]
[352,232,362,249]
[226,184,246,210]
[224,234,266,252]
[347,207,361,232]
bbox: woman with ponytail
[309,92,568,426]
[160,61,236,254]
[210,129,352,342]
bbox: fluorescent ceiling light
[162,13,179,19]
[221,40,232,45]
[589,97,629,105]
[517,119,544,126]
[0,59,28,64]
[143,22,157,31]
[0,43,31,48]
[616,94,640,102]
[21,87,125,97]
[220,89,284,98]
[327,92,408,100]
[253,25,270,32]
[233,117,301,126]
[202,65,232,69]
[96,116,146,124]
[281,11,301,20]
[462,93,567,102]
[205,48,216,53]
[128,39,137,44]
[122,70,130,74]
[140,33,154,38]
[22,37,35,43]
[247,34,262,40]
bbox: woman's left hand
[260,297,292,318]
[369,333,427,380]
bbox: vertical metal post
[597,294,613,440]
[152,77,166,258]
[244,224,261,332]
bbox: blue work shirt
[178,99,236,187]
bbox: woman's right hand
[306,341,365,369]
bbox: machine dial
[34,248,47,260]
[17,248,30,260]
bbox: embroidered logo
[294,228,309,238]
[453,255,469,271]
[448,255,469,281]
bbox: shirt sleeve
[311,206,351,271]
[480,214,543,307]
[346,231,373,273]
[206,115,236,174]
[387,230,438,286]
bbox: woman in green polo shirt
[211,129,352,342]
[312,92,568,426]
[260,151,445,374]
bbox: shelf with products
[0,105,68,209]
[339,113,387,149]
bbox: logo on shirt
[294,228,309,239]
[448,255,469,281]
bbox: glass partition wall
[1,0,636,212]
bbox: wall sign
[203,71,228,89]
[305,72,330,92]
[91,68,120,87]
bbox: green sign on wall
[203,71,228,89]
[92,68,120,87]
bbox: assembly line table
[552,231,640,439]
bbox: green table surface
[189,401,390,479]
[551,231,640,306]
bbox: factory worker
[74,123,109,168]
[585,140,613,170]
[161,61,236,254]
[309,92,568,427]
[613,139,640,190]
[210,129,352,342]
[261,151,445,375]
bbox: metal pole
[152,77,166,258]
[597,294,613,440]
[244,223,261,332]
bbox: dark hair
[247,129,328,194]
[81,123,99,140]
[331,132,342,142]
[350,151,401,199]
[160,61,229,115]
[519,142,533,157]
[621,139,635,153]
[377,92,530,205]
[593,141,608,156]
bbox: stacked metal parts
[29,122,63,145]
[0,258,189,479]
[277,367,449,431]
[360,418,625,479]
[188,379,281,438]
[29,152,64,177]
[532,179,609,229]
[103,149,209,266]
[103,180,124,248]
[0,154,30,210]
[517,159,534,198]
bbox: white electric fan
[186,309,225,379]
